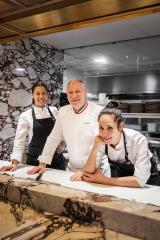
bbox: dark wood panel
[0,0,160,43]
[0,1,18,14]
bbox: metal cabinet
[123,113,160,168]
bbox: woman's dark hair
[32,82,48,94]
[98,100,123,127]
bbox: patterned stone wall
[0,39,64,161]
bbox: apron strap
[32,107,56,121]
[122,131,132,164]
[32,107,36,120]
[47,106,56,121]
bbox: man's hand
[27,163,46,174]
[0,164,17,172]
[70,171,83,181]
[82,169,108,185]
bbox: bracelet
[12,160,19,165]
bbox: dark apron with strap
[105,132,159,185]
[105,132,134,177]
[26,107,66,170]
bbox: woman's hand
[27,162,46,174]
[92,135,104,150]
[70,171,83,181]
[83,170,141,188]
[82,169,108,185]
[0,164,18,172]
[82,135,104,174]
[0,159,20,172]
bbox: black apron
[26,107,66,170]
[105,132,159,185]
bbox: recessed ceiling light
[142,56,150,60]
[15,68,25,71]
[93,58,107,64]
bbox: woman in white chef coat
[82,101,159,187]
[0,82,66,171]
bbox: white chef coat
[97,128,152,187]
[38,101,103,171]
[10,106,58,162]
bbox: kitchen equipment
[99,93,106,104]
[148,123,160,133]
[119,103,130,113]
[130,103,144,113]
[147,123,157,132]
[145,101,160,113]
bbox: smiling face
[67,80,87,111]
[98,114,124,147]
[32,86,48,108]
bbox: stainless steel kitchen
[0,1,160,239]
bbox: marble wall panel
[0,39,64,161]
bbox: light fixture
[93,57,107,64]
[15,68,25,71]
[142,56,150,61]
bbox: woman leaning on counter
[82,101,159,188]
[0,82,66,171]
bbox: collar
[33,105,47,111]
[113,132,123,150]
[73,101,88,114]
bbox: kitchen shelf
[149,139,160,146]
[122,113,160,119]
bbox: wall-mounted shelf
[122,113,160,119]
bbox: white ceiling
[34,12,160,75]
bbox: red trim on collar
[74,101,88,114]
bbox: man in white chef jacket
[28,80,103,179]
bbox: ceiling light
[93,58,107,64]
[142,56,150,61]
[15,68,25,71]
